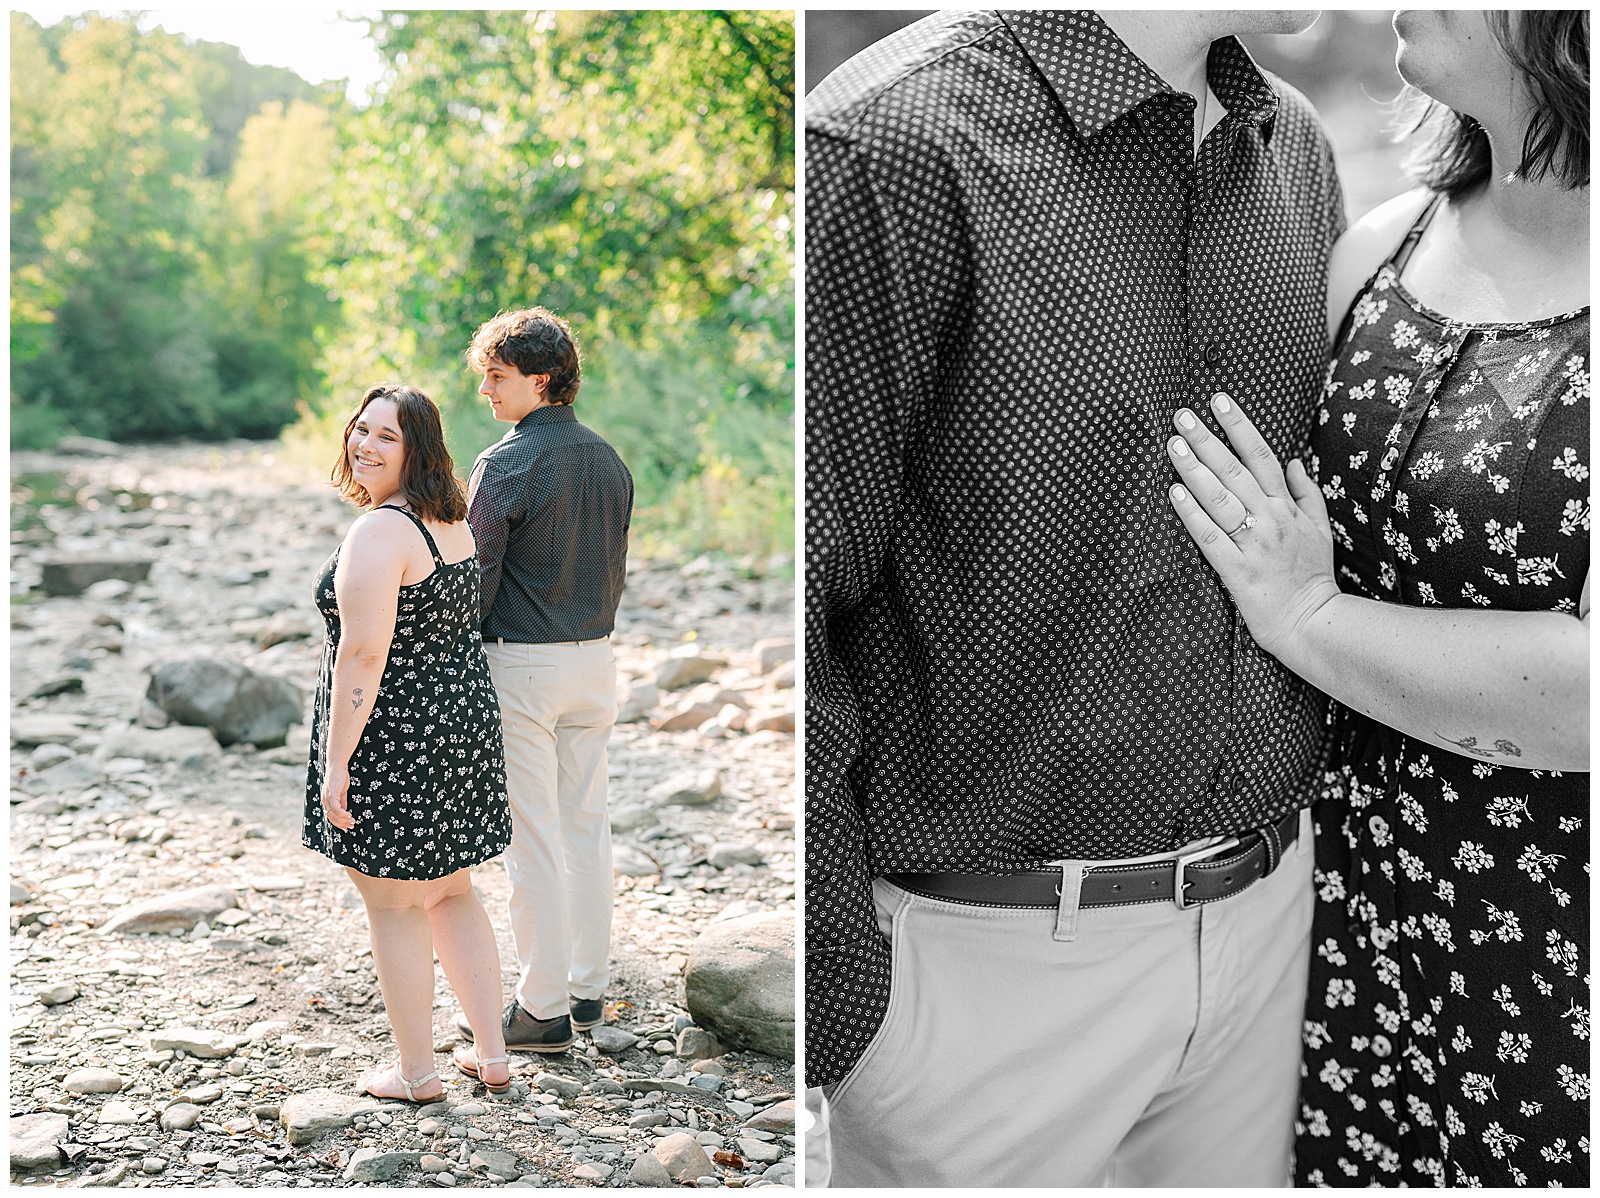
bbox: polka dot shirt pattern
[804,10,1346,1087]
[466,405,633,645]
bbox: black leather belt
[886,808,1302,911]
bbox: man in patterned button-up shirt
[462,307,633,1057]
[806,10,1345,1186]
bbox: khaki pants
[485,639,617,1021]
[819,809,1315,1187]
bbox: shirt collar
[999,11,1279,143]
[514,404,577,429]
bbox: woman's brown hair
[1405,11,1589,196]
[329,385,468,523]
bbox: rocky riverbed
[9,441,797,1188]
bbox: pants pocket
[821,879,910,1109]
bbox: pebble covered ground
[10,442,797,1188]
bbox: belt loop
[497,637,504,646]
[1053,861,1086,943]
[1259,820,1284,876]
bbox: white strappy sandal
[453,1046,513,1095]
[359,1063,443,1104]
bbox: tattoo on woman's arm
[351,688,364,713]
[1447,734,1522,760]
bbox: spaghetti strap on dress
[303,505,511,880]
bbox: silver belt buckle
[1174,836,1241,909]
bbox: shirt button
[1372,1034,1392,1058]
[1432,344,1453,365]
[1203,343,1223,365]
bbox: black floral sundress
[303,504,510,880]
[1294,195,1590,1187]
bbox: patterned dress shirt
[805,10,1347,1087]
[466,404,633,643]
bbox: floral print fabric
[303,506,511,881]
[1294,197,1590,1187]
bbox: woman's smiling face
[347,397,405,500]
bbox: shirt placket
[1369,329,1470,596]
[1136,93,1248,833]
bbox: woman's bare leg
[346,868,444,1098]
[425,867,511,1088]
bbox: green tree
[11,14,220,443]
[204,99,342,438]
[314,10,795,554]
[10,14,346,447]
[187,40,333,177]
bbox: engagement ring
[1225,513,1258,538]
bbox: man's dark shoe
[569,996,604,1032]
[455,1001,574,1054]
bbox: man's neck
[1096,11,1217,105]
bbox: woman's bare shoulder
[1326,188,1436,344]
[341,507,421,568]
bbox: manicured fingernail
[1172,484,1189,502]
[1213,392,1232,412]
[1170,437,1190,457]
[1176,409,1197,430]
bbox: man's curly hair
[466,307,582,406]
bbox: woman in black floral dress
[303,384,514,1101]
[1161,12,1587,1187]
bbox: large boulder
[10,1112,70,1170]
[39,554,153,597]
[146,658,303,748]
[684,911,794,1060]
[102,884,237,935]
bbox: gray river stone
[344,1147,422,1182]
[39,554,153,597]
[684,911,794,1060]
[10,1112,70,1169]
[651,1132,715,1182]
[146,657,303,749]
[281,1089,381,1145]
[104,885,237,936]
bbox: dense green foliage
[10,15,336,445]
[11,11,795,557]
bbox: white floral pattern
[303,506,511,880]
[1295,200,1589,1188]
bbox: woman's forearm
[1283,593,1589,772]
[326,641,390,771]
